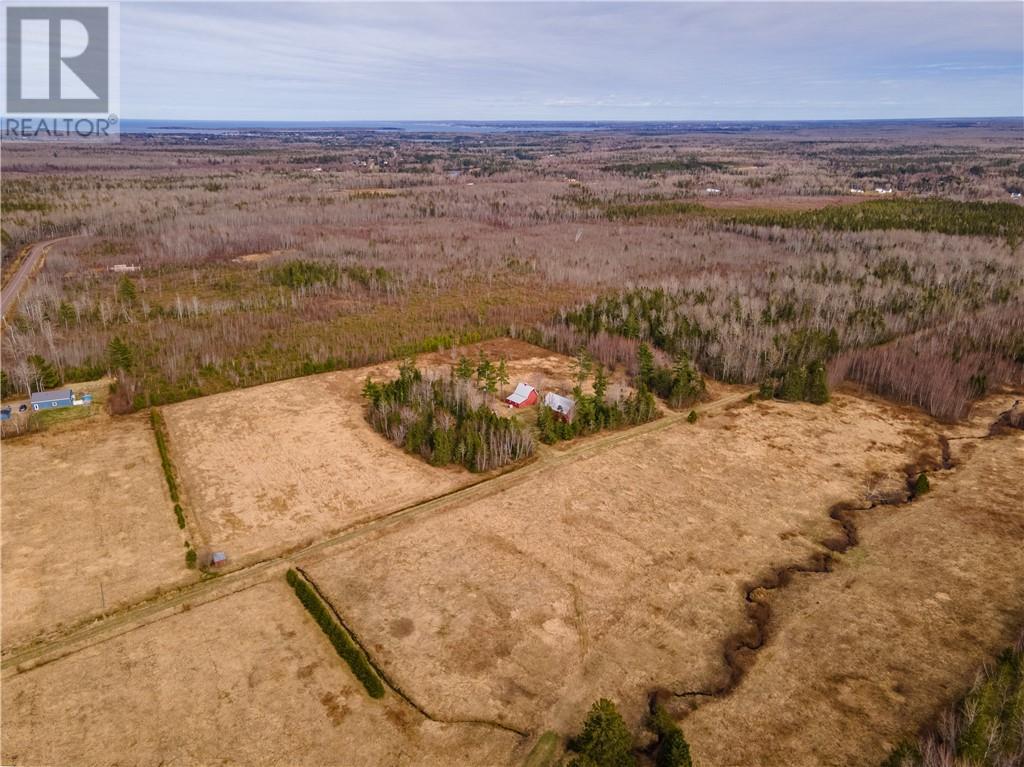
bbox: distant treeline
[602,155,729,177]
[720,199,1024,244]
[588,197,1024,243]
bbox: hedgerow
[285,569,385,698]
[150,409,179,502]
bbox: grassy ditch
[285,569,385,699]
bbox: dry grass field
[2,382,1021,766]
[302,391,942,736]
[0,581,523,767]
[1,413,195,651]
[682,398,1024,767]
[161,370,475,566]
[160,340,584,566]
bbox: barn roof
[30,388,73,404]
[506,383,536,405]
[544,392,575,414]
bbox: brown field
[682,401,1024,767]
[2,383,1021,766]
[302,391,944,736]
[0,581,523,767]
[1,413,195,651]
[160,340,586,566]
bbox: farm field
[302,390,947,737]
[1,413,195,651]
[0,581,523,767]
[682,401,1024,767]
[160,340,584,566]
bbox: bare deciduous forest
[2,119,1022,421]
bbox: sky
[119,1,1024,121]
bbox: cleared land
[160,367,476,566]
[1,413,195,651]
[682,404,1024,767]
[303,391,942,736]
[160,341,589,566]
[0,581,522,766]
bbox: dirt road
[0,236,77,318]
[1,388,754,674]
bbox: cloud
[120,1,1024,120]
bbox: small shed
[30,388,74,411]
[544,392,576,421]
[505,383,538,408]
[210,551,228,568]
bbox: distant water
[119,119,613,134]
[118,117,1020,136]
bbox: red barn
[505,383,538,408]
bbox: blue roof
[30,389,73,403]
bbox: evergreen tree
[117,275,137,305]
[637,343,655,386]
[668,352,705,408]
[107,336,134,372]
[475,352,493,387]
[496,358,510,389]
[360,378,382,407]
[570,699,635,767]
[779,365,808,401]
[649,704,693,767]
[914,472,930,496]
[58,300,76,328]
[657,731,692,767]
[806,361,830,404]
[28,355,61,391]
[431,427,453,466]
[455,355,473,381]
[593,365,608,403]
[572,348,593,390]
